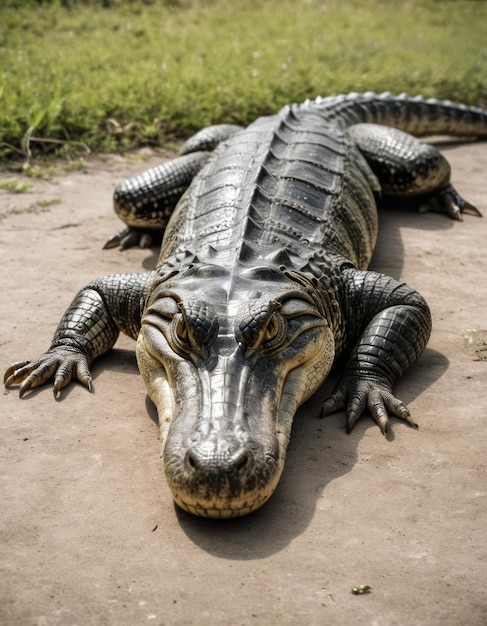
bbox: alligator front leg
[349,123,482,220]
[4,272,153,397]
[322,269,432,434]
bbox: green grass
[1,0,486,159]
[0,179,32,193]
[35,197,61,207]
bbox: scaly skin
[5,93,487,518]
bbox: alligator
[5,92,487,518]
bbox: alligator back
[159,110,380,271]
[158,93,487,273]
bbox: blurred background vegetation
[1,0,486,159]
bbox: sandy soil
[1,141,486,626]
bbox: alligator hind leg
[179,123,244,155]
[105,151,210,250]
[348,123,482,220]
[106,124,245,250]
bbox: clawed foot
[103,226,162,250]
[4,351,93,398]
[419,184,482,221]
[321,375,418,435]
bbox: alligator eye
[237,301,287,353]
[174,316,189,343]
[263,313,280,343]
[172,316,193,353]
[261,312,287,351]
[170,301,219,359]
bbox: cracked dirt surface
[1,141,486,626]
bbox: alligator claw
[4,360,32,388]
[103,226,159,250]
[419,184,482,221]
[103,227,128,249]
[4,351,93,397]
[321,376,418,435]
[460,203,483,219]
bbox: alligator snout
[163,429,279,518]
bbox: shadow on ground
[172,343,448,560]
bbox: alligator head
[136,263,335,518]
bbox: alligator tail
[294,91,487,138]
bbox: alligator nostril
[233,449,250,471]
[185,449,205,472]
[184,445,253,475]
[236,456,247,470]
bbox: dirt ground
[1,140,486,626]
